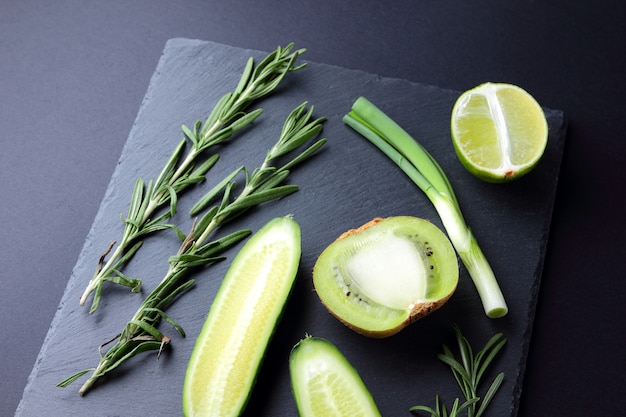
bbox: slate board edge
[511,113,568,416]
[14,36,179,417]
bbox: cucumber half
[289,336,382,417]
[182,216,301,417]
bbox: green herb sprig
[58,102,326,396]
[410,325,507,417]
[79,43,307,313]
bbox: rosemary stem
[79,237,129,306]
[194,218,221,250]
[194,184,254,245]
[78,367,103,396]
[141,197,161,225]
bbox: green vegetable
[410,325,506,417]
[183,216,301,417]
[79,43,307,313]
[58,103,326,396]
[289,335,382,417]
[343,97,508,318]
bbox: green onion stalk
[343,97,507,318]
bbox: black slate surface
[15,39,566,417]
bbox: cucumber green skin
[182,216,301,417]
[289,336,382,417]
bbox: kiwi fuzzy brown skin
[313,216,458,338]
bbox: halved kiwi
[312,216,458,338]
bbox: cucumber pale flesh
[289,336,382,417]
[183,216,301,417]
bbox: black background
[1,1,624,416]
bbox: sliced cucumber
[182,216,301,417]
[289,336,382,417]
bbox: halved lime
[451,82,548,182]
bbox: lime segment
[451,82,548,182]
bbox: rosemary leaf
[189,166,244,216]
[475,335,507,386]
[252,169,291,194]
[56,369,95,389]
[152,281,197,315]
[280,138,327,172]
[133,221,176,240]
[111,241,143,269]
[101,273,141,292]
[475,372,504,417]
[127,319,164,340]
[99,341,165,375]
[216,185,299,220]
[142,307,187,338]
[153,138,187,192]
[181,125,198,146]
[194,206,219,236]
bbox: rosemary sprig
[410,325,507,417]
[58,102,326,396]
[79,43,307,312]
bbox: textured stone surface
[16,39,566,417]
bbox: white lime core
[346,233,427,309]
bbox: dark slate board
[15,39,566,417]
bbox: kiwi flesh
[312,216,458,338]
